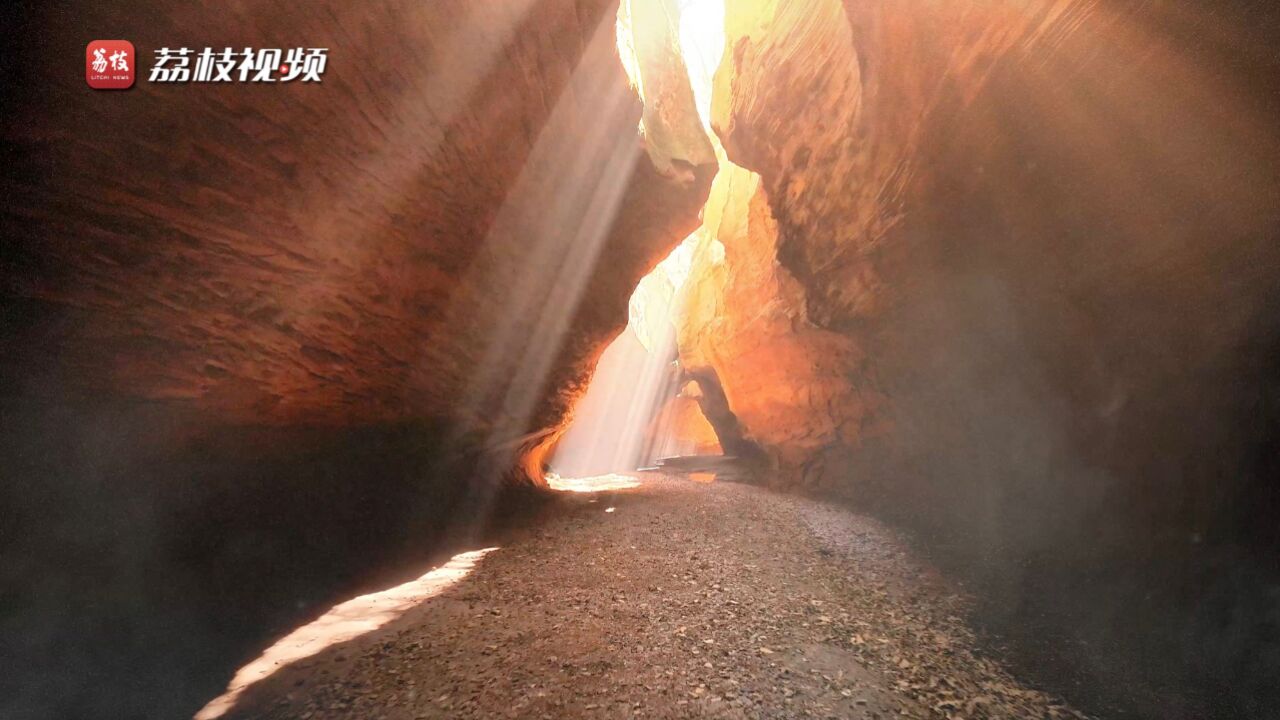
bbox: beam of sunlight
[418,9,655,528]
[445,0,728,508]
[193,547,499,720]
[545,472,642,493]
[544,1,729,480]
[549,234,708,478]
[441,13,644,449]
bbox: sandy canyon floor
[220,475,1087,720]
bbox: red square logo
[86,40,135,89]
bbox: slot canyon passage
[3,0,1280,718]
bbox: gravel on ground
[223,475,1089,720]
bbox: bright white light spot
[677,0,726,132]
[630,233,700,352]
[193,547,499,720]
[615,1,643,96]
[605,506,617,513]
[545,472,642,493]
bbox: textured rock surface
[675,0,1280,716]
[684,0,1088,487]
[648,394,722,458]
[1,1,712,717]
[619,0,718,176]
[695,0,1280,546]
[3,0,1279,717]
[678,161,868,487]
[3,0,710,439]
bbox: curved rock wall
[3,0,710,437]
[678,160,866,484]
[691,0,1087,487]
[1,1,711,717]
[681,0,1280,714]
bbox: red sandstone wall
[2,0,711,446]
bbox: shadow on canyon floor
[0,397,555,720]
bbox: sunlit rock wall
[648,394,723,458]
[618,0,718,176]
[686,0,1081,488]
[678,161,868,486]
[697,0,1280,554]
[682,0,1280,714]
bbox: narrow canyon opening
[546,0,741,486]
[548,235,726,483]
[5,1,1280,720]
